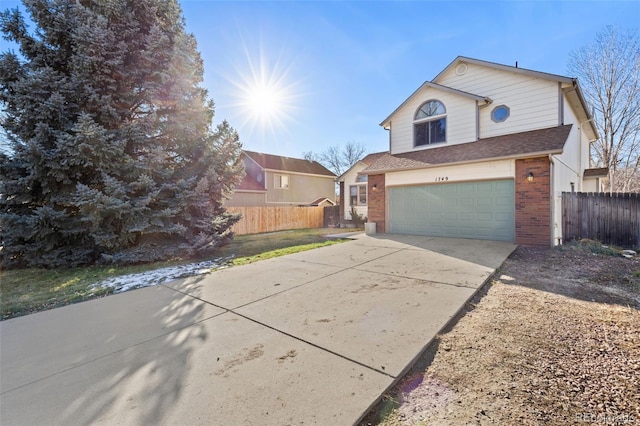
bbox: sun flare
[224,42,302,141]
[244,83,283,120]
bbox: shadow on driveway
[1,275,214,425]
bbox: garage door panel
[495,195,513,207]
[389,180,514,242]
[476,212,494,221]
[495,212,513,221]
[495,180,513,190]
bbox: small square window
[275,174,289,189]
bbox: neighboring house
[226,150,336,207]
[355,56,608,246]
[335,152,387,221]
[582,167,609,193]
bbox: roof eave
[335,160,367,182]
[262,168,336,178]
[433,56,575,84]
[242,151,265,171]
[379,81,490,128]
[360,149,565,175]
[583,167,609,178]
[562,82,599,141]
[233,189,268,193]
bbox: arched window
[414,100,446,146]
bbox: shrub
[349,206,367,228]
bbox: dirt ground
[362,241,640,426]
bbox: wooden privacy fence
[323,205,341,228]
[562,192,640,248]
[228,206,324,235]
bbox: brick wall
[515,157,551,246]
[368,174,386,232]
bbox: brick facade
[515,157,551,246]
[367,174,386,232]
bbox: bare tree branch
[568,26,640,192]
[304,141,367,175]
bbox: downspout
[558,82,564,125]
[475,100,479,140]
[477,99,492,140]
[548,154,557,246]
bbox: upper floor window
[274,174,289,189]
[414,100,446,146]
[491,105,510,123]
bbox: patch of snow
[93,259,228,293]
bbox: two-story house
[358,56,605,246]
[226,150,337,207]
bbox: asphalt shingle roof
[583,167,609,178]
[243,150,336,177]
[362,125,573,174]
[360,152,388,166]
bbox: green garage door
[388,180,515,241]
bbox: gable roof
[362,125,573,174]
[433,56,575,84]
[335,151,388,181]
[380,82,491,128]
[243,150,335,177]
[309,197,337,206]
[235,172,267,192]
[436,56,598,140]
[379,56,598,140]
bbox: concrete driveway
[0,234,515,425]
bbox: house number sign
[435,176,449,182]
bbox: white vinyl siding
[385,159,515,187]
[437,62,559,139]
[390,89,477,154]
[564,96,593,182]
[582,178,600,193]
[550,98,593,244]
[340,162,369,221]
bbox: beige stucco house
[226,150,336,207]
[355,56,607,246]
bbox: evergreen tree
[0,0,243,268]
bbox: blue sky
[2,1,639,159]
